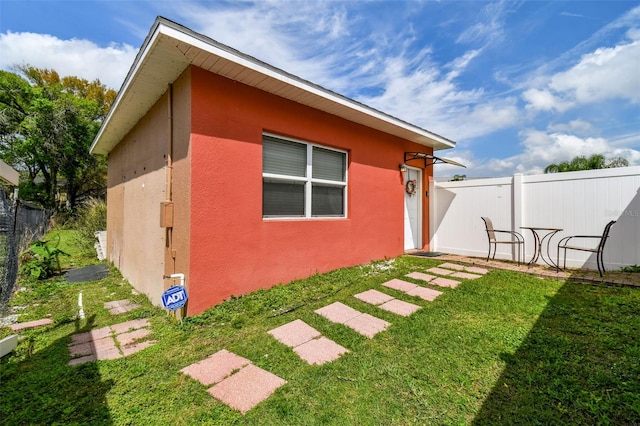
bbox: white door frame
[403,166,422,251]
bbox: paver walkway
[315,302,390,338]
[268,319,349,365]
[68,318,155,365]
[353,289,421,316]
[180,349,286,414]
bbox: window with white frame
[262,134,347,218]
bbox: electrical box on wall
[160,201,174,228]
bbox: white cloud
[171,2,356,92]
[456,1,508,45]
[482,130,640,175]
[548,119,594,135]
[0,31,136,89]
[524,39,640,111]
[550,41,640,104]
[455,126,640,178]
[522,88,572,112]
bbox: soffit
[91,18,455,155]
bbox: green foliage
[0,66,115,211]
[545,154,630,173]
[20,238,69,279]
[70,198,106,240]
[621,265,640,273]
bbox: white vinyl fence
[430,166,640,271]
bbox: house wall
[187,66,432,315]
[106,70,192,306]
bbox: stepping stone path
[268,319,349,365]
[104,299,140,315]
[180,349,286,414]
[406,263,488,290]
[380,262,488,302]
[353,289,421,317]
[68,318,155,366]
[315,302,390,338]
[176,261,487,415]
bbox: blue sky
[1,1,639,178]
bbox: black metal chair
[481,217,525,265]
[557,220,616,277]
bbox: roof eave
[90,17,456,155]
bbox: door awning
[404,152,466,168]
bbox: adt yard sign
[162,286,188,310]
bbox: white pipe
[165,273,185,287]
[78,292,85,319]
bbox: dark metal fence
[0,190,50,313]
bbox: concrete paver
[268,319,321,347]
[293,337,350,365]
[208,364,286,414]
[431,277,461,288]
[96,346,122,360]
[344,313,390,338]
[405,272,436,282]
[451,272,482,280]
[268,320,349,365]
[68,318,154,366]
[104,299,140,315]
[406,286,443,301]
[378,299,421,316]
[110,318,150,334]
[426,267,454,276]
[9,318,53,332]
[465,266,489,275]
[68,354,96,366]
[315,302,361,324]
[116,328,153,347]
[382,279,418,292]
[180,349,251,386]
[68,342,93,357]
[353,289,395,305]
[121,340,156,357]
[439,263,465,271]
[316,302,391,338]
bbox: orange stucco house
[90,17,457,316]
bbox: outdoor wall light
[399,163,408,172]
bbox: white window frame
[262,133,348,219]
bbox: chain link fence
[0,190,50,313]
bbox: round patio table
[520,226,563,268]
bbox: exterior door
[403,167,422,251]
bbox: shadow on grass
[473,278,640,424]
[0,315,114,425]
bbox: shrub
[621,265,640,273]
[73,198,106,241]
[20,238,69,280]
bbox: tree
[0,66,116,211]
[544,154,629,174]
[450,174,466,181]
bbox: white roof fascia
[91,17,456,155]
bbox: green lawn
[1,230,639,425]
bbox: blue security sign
[162,285,188,310]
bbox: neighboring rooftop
[91,17,456,156]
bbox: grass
[1,230,639,425]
